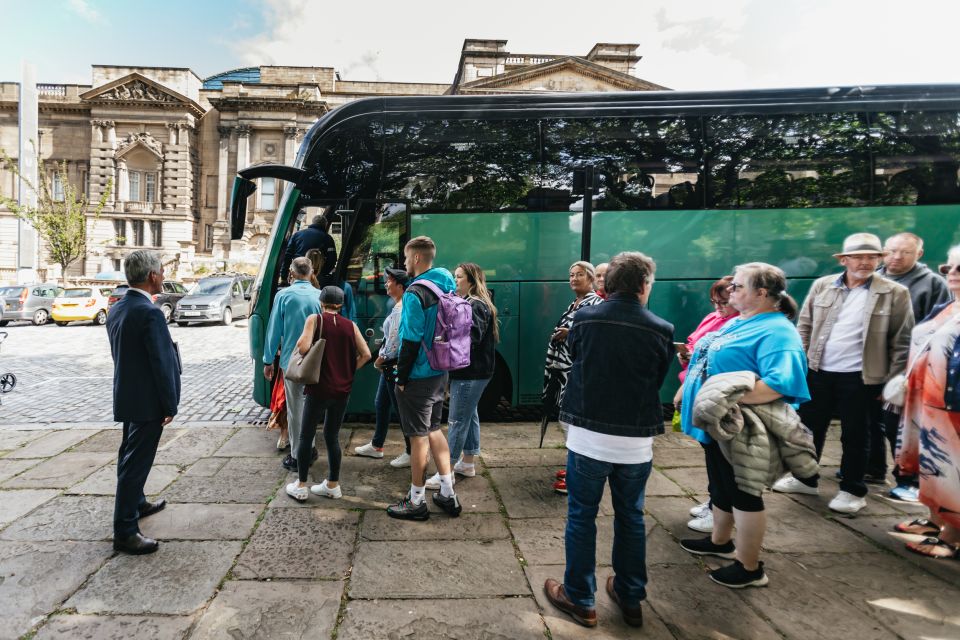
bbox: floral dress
[898,304,960,529]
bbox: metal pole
[580,166,593,262]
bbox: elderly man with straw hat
[773,233,914,514]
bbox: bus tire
[478,357,511,420]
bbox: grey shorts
[395,374,447,437]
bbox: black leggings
[298,395,348,483]
[703,440,764,513]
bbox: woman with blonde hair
[425,262,499,487]
[305,248,357,322]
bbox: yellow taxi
[51,287,114,326]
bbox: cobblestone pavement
[0,420,957,640]
[0,322,269,427]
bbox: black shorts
[395,374,447,437]
[704,440,764,513]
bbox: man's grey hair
[290,256,313,279]
[124,250,162,285]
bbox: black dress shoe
[139,498,166,519]
[113,532,159,555]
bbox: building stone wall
[0,39,666,284]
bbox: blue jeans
[564,450,651,609]
[446,377,490,463]
[372,372,409,453]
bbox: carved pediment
[80,73,204,116]
[101,79,178,103]
[457,57,668,94]
[116,132,163,159]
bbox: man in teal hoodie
[387,236,462,521]
[263,257,321,472]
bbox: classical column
[90,120,104,144]
[177,122,192,146]
[235,124,251,172]
[283,126,299,165]
[117,159,129,205]
[155,160,163,210]
[104,120,116,147]
[217,126,233,221]
[167,122,178,145]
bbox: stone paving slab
[213,427,287,457]
[66,540,243,615]
[474,422,565,449]
[164,457,285,503]
[153,428,236,466]
[70,428,181,453]
[67,464,181,496]
[0,495,113,541]
[345,427,407,458]
[0,429,46,451]
[762,493,879,554]
[0,458,40,484]
[511,516,615,566]
[489,466,614,518]
[232,508,358,579]
[0,488,59,527]
[35,615,195,640]
[780,474,929,518]
[526,564,675,640]
[337,597,548,640]
[653,445,708,468]
[350,540,529,599]
[3,429,99,459]
[189,580,343,640]
[644,467,687,496]
[481,447,568,468]
[2,451,113,489]
[790,552,960,639]
[657,465,709,495]
[140,503,262,541]
[361,509,510,541]
[645,563,782,639]
[0,541,112,640]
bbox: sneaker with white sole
[689,500,711,518]
[829,490,866,514]
[424,472,454,491]
[389,452,411,468]
[286,481,309,502]
[687,512,714,533]
[453,461,476,477]
[355,442,384,459]
[710,560,769,589]
[889,484,920,503]
[772,474,819,495]
[310,480,343,499]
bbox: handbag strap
[312,312,325,344]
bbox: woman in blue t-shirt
[676,262,810,589]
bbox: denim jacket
[559,293,674,437]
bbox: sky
[3,0,959,91]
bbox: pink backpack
[413,280,473,371]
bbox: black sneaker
[281,454,298,471]
[432,492,462,517]
[864,473,888,485]
[679,537,736,559]
[386,497,430,521]
[709,560,769,588]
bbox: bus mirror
[230,177,257,240]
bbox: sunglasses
[726,283,746,292]
[939,264,960,276]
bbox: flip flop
[906,537,959,560]
[894,518,941,537]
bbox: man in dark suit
[107,250,182,554]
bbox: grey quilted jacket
[692,371,818,497]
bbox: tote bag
[285,313,326,384]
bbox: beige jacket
[797,274,914,385]
[692,371,819,497]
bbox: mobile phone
[673,342,690,356]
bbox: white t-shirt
[820,285,868,372]
[563,422,653,465]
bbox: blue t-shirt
[681,311,810,444]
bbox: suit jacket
[107,290,182,422]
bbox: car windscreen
[193,279,231,295]
[0,287,25,298]
[63,288,93,298]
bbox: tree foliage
[0,146,112,281]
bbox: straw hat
[833,233,885,257]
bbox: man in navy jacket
[280,211,338,280]
[107,250,182,554]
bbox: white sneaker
[687,512,714,533]
[689,500,711,518]
[285,481,308,502]
[389,452,411,468]
[310,480,342,499]
[772,475,819,495]
[424,472,442,490]
[829,490,867,514]
[355,442,384,459]
[453,461,476,477]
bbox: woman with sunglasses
[893,250,960,559]
[674,276,739,534]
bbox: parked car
[0,284,64,326]
[107,281,188,323]
[51,287,114,326]
[174,274,253,326]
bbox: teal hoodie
[397,266,456,380]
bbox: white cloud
[66,0,103,23]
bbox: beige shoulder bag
[285,313,326,384]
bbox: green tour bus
[231,85,960,416]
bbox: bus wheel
[478,358,511,420]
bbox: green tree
[0,146,112,283]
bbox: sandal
[894,518,941,537]
[906,537,959,560]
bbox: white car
[51,287,114,326]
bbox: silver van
[0,283,64,326]
[174,274,253,326]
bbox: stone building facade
[0,40,666,283]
